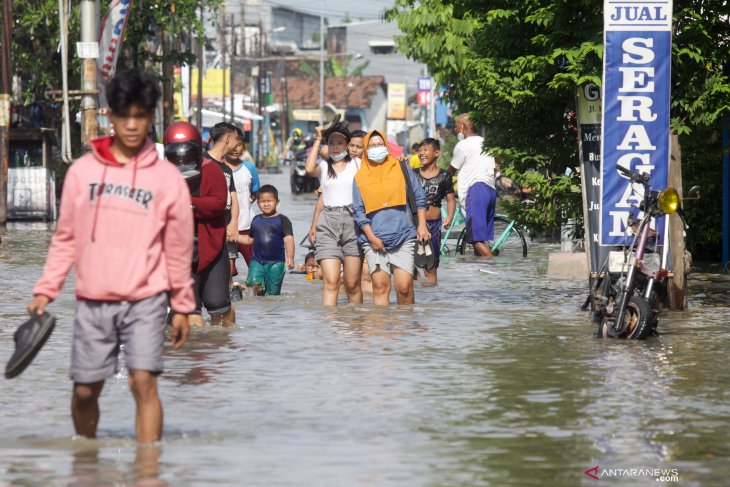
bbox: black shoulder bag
[399,160,418,225]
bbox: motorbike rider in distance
[286,128,307,157]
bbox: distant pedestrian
[447,113,497,257]
[236,185,294,296]
[28,69,194,444]
[409,142,421,169]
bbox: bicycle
[439,203,528,257]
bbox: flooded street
[1,172,729,486]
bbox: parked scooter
[589,165,700,339]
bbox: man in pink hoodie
[27,69,195,444]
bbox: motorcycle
[589,165,700,339]
[288,148,319,195]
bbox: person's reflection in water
[134,445,166,487]
[70,447,104,487]
[70,444,166,487]
[167,329,238,386]
[327,307,428,339]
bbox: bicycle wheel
[490,216,528,257]
[456,216,528,257]
[456,227,471,255]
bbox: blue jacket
[352,168,428,249]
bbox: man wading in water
[28,69,194,443]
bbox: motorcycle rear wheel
[597,295,653,340]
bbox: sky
[264,0,396,25]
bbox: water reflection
[2,174,730,485]
[68,444,165,487]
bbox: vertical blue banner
[600,0,673,246]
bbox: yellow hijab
[354,130,407,214]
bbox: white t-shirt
[450,135,496,202]
[318,158,359,207]
[232,163,256,230]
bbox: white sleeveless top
[317,158,360,207]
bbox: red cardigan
[190,160,227,272]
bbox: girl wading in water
[353,130,430,305]
[305,120,363,306]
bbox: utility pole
[428,73,436,137]
[229,13,235,122]
[0,0,12,230]
[161,28,174,128]
[80,0,98,144]
[196,7,203,130]
[318,0,324,126]
[220,8,227,123]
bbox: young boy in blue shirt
[236,185,294,295]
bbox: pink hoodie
[33,137,196,313]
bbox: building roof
[284,76,385,110]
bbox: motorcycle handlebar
[617,165,651,186]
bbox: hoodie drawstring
[130,156,138,196]
[91,164,108,242]
[90,151,140,242]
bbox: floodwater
[1,172,729,486]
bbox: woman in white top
[305,123,363,306]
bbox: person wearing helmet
[163,120,203,193]
[285,128,307,156]
[163,121,230,327]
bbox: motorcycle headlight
[658,188,680,214]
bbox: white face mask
[367,146,389,162]
[457,132,465,141]
[330,151,348,162]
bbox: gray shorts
[315,206,362,261]
[70,292,168,383]
[362,239,416,275]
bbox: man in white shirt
[447,113,497,257]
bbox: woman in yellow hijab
[352,130,430,305]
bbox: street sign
[418,77,432,91]
[417,91,431,106]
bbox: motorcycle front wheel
[597,295,653,340]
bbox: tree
[387,0,730,259]
[12,0,81,103]
[10,0,222,127]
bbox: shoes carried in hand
[415,240,436,270]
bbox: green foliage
[9,0,222,103]
[119,0,223,69]
[388,0,730,259]
[11,0,81,103]
[679,128,724,261]
[437,132,458,170]
[298,55,370,78]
